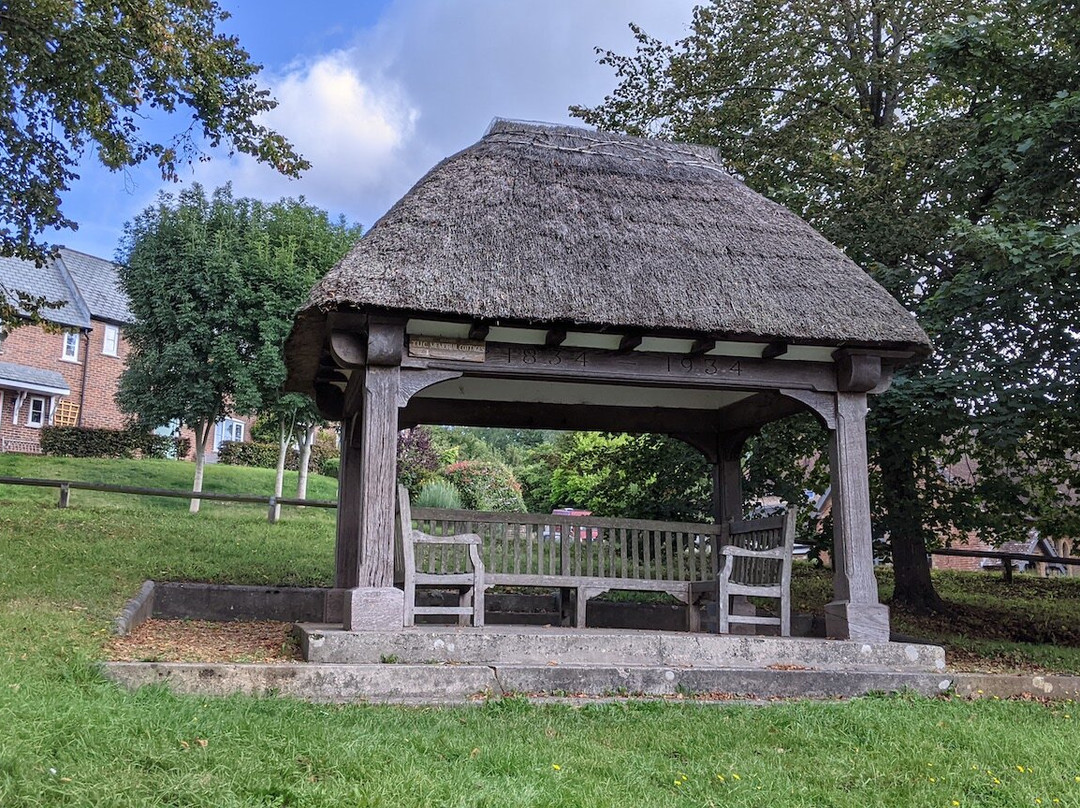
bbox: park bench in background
[931,547,1079,582]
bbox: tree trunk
[190,419,211,514]
[878,436,945,613]
[296,422,318,500]
[272,414,293,523]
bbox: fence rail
[0,475,336,522]
[931,547,1080,582]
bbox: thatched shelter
[285,120,930,641]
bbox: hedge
[216,440,338,476]
[40,426,190,460]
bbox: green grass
[2,456,1080,806]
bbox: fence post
[58,483,70,509]
[267,496,279,524]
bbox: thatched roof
[286,120,929,391]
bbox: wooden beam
[690,338,716,357]
[420,342,838,393]
[329,330,366,368]
[618,333,643,353]
[762,341,788,360]
[545,328,567,347]
[402,398,723,435]
[468,323,490,341]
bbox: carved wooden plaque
[408,336,486,363]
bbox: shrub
[40,426,188,459]
[320,456,340,479]
[414,479,463,509]
[216,441,280,468]
[442,460,526,512]
[217,440,339,475]
[398,427,442,492]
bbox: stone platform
[297,624,947,672]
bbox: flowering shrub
[397,427,442,493]
[442,459,526,512]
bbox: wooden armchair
[397,484,485,627]
[715,509,797,636]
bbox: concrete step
[101,661,956,705]
[297,624,946,673]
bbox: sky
[59,0,698,261]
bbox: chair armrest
[720,545,786,560]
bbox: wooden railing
[931,547,1080,582]
[408,506,725,585]
[0,475,336,522]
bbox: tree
[243,198,359,511]
[545,432,711,522]
[574,0,1080,610]
[116,184,357,512]
[0,0,308,264]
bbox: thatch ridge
[287,120,929,391]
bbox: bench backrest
[405,506,727,583]
[724,510,796,586]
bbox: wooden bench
[395,492,794,631]
[931,547,1078,582]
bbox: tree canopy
[573,0,1080,610]
[116,183,358,511]
[0,0,308,263]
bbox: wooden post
[267,496,279,524]
[825,392,890,642]
[714,433,746,524]
[339,320,407,631]
[355,362,400,588]
[58,483,70,509]
[335,413,363,588]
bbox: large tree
[116,184,356,512]
[574,0,1080,610]
[0,0,308,264]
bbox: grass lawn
[2,455,1080,806]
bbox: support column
[713,433,746,523]
[339,320,406,631]
[334,413,362,588]
[825,391,890,642]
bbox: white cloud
[164,0,697,231]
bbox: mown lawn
[2,455,1080,806]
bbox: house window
[102,325,119,357]
[214,418,245,451]
[26,396,47,428]
[62,330,80,361]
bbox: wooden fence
[0,475,336,522]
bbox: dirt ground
[106,619,303,663]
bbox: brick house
[0,248,251,457]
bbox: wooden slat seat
[398,485,485,627]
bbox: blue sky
[58,0,698,261]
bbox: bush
[398,427,442,492]
[320,456,339,479]
[216,440,339,475]
[442,460,526,512]
[40,426,188,459]
[414,479,463,509]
